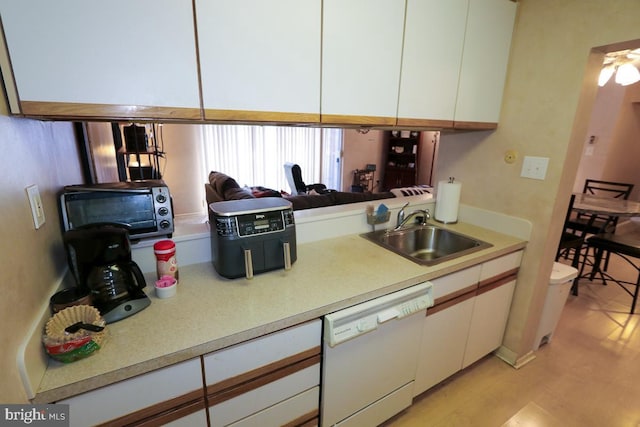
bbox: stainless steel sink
[361,225,492,266]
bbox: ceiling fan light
[615,63,640,86]
[598,65,615,86]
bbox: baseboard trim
[494,346,536,369]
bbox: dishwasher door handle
[377,308,400,323]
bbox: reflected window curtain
[321,128,343,192]
[201,124,342,192]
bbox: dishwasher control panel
[324,282,434,347]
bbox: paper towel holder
[434,177,461,224]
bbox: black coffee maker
[63,224,150,323]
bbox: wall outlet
[520,156,549,180]
[26,185,45,229]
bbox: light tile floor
[385,255,640,427]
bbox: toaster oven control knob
[158,207,169,216]
[156,194,167,203]
[159,220,171,229]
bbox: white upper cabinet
[196,0,321,123]
[397,0,468,128]
[321,0,405,126]
[453,0,517,127]
[0,0,201,119]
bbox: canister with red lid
[153,239,179,282]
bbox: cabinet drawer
[225,386,319,427]
[203,319,321,385]
[209,364,320,427]
[430,265,481,303]
[57,358,203,427]
[480,250,523,282]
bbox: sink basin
[361,225,492,266]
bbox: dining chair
[556,194,586,294]
[567,179,634,235]
[579,229,640,314]
[566,180,634,272]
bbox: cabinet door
[0,0,201,120]
[453,0,517,128]
[462,278,516,367]
[397,0,468,128]
[462,250,522,367]
[321,0,405,126]
[414,294,475,397]
[196,0,321,123]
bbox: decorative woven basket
[43,305,107,363]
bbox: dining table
[570,193,640,306]
[572,192,640,220]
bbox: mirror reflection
[83,122,439,216]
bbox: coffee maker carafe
[63,224,150,323]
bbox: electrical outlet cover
[26,185,45,229]
[520,156,549,180]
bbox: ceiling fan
[599,48,640,87]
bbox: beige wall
[434,0,640,363]
[573,81,626,191]
[0,116,83,402]
[601,83,640,196]
[573,78,640,197]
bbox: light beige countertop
[34,222,526,403]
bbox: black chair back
[583,179,633,200]
[569,180,635,235]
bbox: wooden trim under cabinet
[19,101,202,121]
[320,113,396,126]
[204,108,320,124]
[431,283,478,309]
[452,120,498,130]
[427,267,519,316]
[477,268,519,296]
[427,287,476,317]
[281,411,319,427]
[396,117,454,129]
[96,389,206,427]
[206,346,321,406]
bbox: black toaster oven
[59,180,174,240]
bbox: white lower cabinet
[57,358,206,427]
[414,251,522,397]
[414,294,475,396]
[203,319,322,427]
[462,277,516,368]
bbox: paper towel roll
[435,180,461,223]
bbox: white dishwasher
[321,282,434,427]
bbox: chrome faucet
[395,208,431,231]
[396,202,410,228]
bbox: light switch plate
[520,156,549,180]
[26,185,45,229]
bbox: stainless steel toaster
[209,198,297,279]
